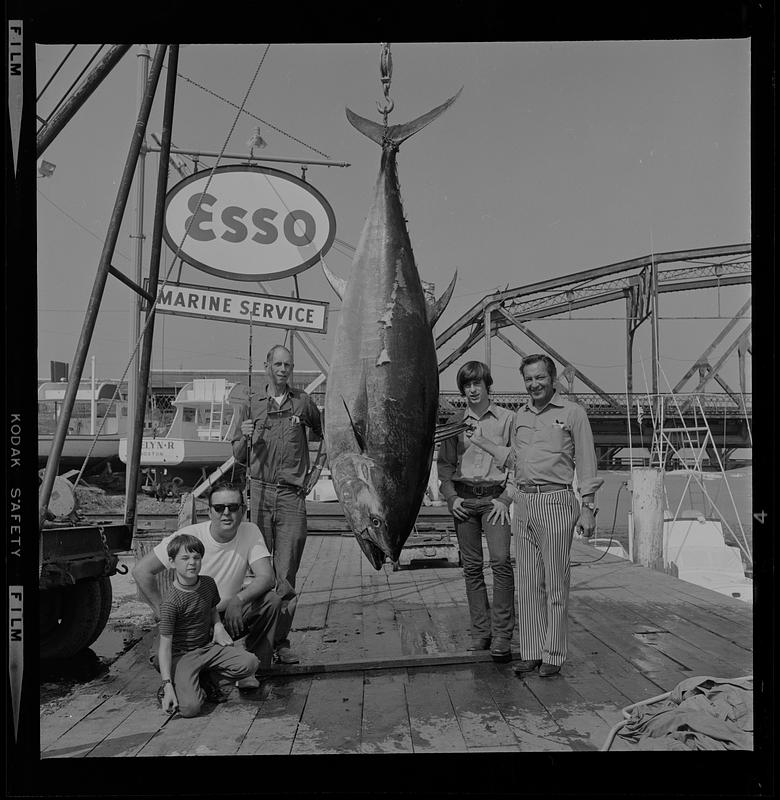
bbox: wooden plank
[521,672,617,751]
[360,670,413,753]
[41,694,138,758]
[477,663,576,751]
[405,668,468,752]
[386,564,442,656]
[314,535,365,663]
[360,564,405,660]
[291,535,342,659]
[237,676,312,755]
[86,702,169,758]
[40,692,106,751]
[135,707,214,757]
[441,663,521,750]
[574,588,750,677]
[189,701,260,756]
[290,673,364,754]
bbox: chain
[376,42,394,126]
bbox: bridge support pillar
[629,467,665,571]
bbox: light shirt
[495,392,603,497]
[153,520,271,600]
[437,402,514,503]
[273,393,287,406]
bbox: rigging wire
[168,62,334,160]
[73,46,272,488]
[37,44,78,102]
[38,44,105,131]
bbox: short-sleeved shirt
[159,574,220,656]
[231,386,322,487]
[437,402,514,503]
[500,392,603,497]
[153,521,270,600]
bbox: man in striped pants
[467,354,602,677]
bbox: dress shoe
[512,658,542,675]
[489,639,512,663]
[467,637,492,652]
[539,662,561,677]
[274,645,300,665]
[235,675,260,691]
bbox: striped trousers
[514,489,580,666]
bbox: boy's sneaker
[236,675,260,691]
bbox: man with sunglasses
[133,480,286,690]
[232,344,323,665]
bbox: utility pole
[126,44,150,502]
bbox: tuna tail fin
[426,270,458,328]
[345,87,463,147]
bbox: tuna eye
[370,516,382,528]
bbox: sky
[35,40,751,396]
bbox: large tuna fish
[323,91,461,569]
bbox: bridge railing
[438,391,751,418]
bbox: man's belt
[517,482,571,493]
[454,482,505,498]
[252,479,305,496]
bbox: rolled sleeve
[437,435,459,503]
[570,406,603,496]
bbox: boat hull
[38,435,121,468]
[118,437,234,469]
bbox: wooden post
[630,467,665,571]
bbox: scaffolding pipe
[38,44,168,529]
[125,46,179,535]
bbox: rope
[72,47,271,490]
[169,63,333,160]
[377,42,394,125]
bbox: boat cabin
[37,380,127,436]
[165,378,249,442]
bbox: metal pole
[126,45,179,533]
[650,258,660,407]
[625,292,634,396]
[38,45,168,529]
[36,44,131,157]
[146,144,350,168]
[90,355,96,435]
[125,44,150,504]
[484,303,492,368]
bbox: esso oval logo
[163,165,336,281]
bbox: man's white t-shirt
[153,521,270,600]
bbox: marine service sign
[151,280,329,333]
[163,165,336,281]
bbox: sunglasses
[210,503,243,513]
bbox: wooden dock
[40,520,753,757]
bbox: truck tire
[40,577,113,660]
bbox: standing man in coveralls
[232,344,323,664]
[467,354,602,677]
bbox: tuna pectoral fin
[320,256,346,301]
[355,532,387,570]
[426,270,458,328]
[342,396,367,453]
[346,87,463,147]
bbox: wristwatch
[581,500,597,511]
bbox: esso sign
[163,165,336,281]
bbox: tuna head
[329,451,394,570]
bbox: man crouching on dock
[134,480,289,692]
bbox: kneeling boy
[158,533,259,717]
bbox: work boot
[489,638,512,663]
[512,658,542,675]
[236,675,260,691]
[274,645,300,665]
[467,637,492,651]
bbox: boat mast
[126,44,150,503]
